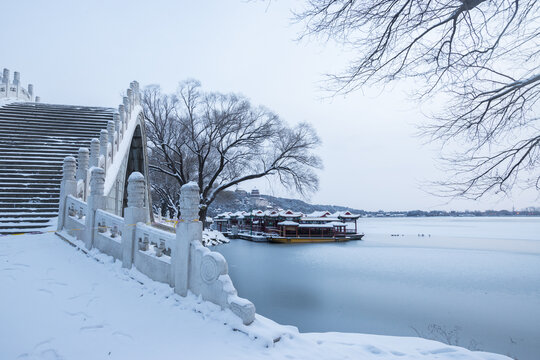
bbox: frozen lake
[213,217,540,360]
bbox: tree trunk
[199,205,208,229]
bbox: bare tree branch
[143,81,322,222]
[293,0,539,198]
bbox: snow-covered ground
[0,231,511,360]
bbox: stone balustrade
[57,158,256,325]
[56,79,255,324]
[0,67,38,102]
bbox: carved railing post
[13,71,20,86]
[57,156,77,231]
[118,105,125,137]
[76,147,89,200]
[99,129,108,171]
[113,113,120,151]
[107,121,115,162]
[174,182,202,296]
[123,96,130,122]
[2,69,9,84]
[122,172,147,269]
[90,138,100,168]
[127,88,134,113]
[84,167,106,250]
[133,81,140,105]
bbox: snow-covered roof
[298,223,333,228]
[277,220,299,226]
[306,210,332,218]
[331,211,361,219]
[280,210,303,217]
[300,217,340,222]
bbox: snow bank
[0,232,510,360]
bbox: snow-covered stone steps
[0,192,60,199]
[0,182,58,189]
[0,117,109,128]
[0,101,114,234]
[0,126,107,137]
[0,173,64,179]
[0,206,59,213]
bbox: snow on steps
[0,102,114,234]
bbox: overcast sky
[2,0,537,211]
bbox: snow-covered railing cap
[127,172,146,208]
[180,182,200,221]
[62,156,76,181]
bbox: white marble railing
[57,148,256,325]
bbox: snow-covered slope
[0,232,510,360]
[0,102,114,234]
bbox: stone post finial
[99,129,108,152]
[35,96,40,103]
[180,182,200,221]
[113,113,120,148]
[90,138,100,167]
[127,172,146,208]
[62,156,76,180]
[99,129,108,170]
[107,121,115,158]
[13,71,20,85]
[118,104,125,135]
[132,81,140,105]
[77,148,89,180]
[2,69,9,84]
[123,96,130,122]
[90,167,105,196]
[28,84,33,97]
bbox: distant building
[235,188,248,197]
[250,188,260,197]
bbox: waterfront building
[214,209,361,238]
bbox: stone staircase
[0,102,114,234]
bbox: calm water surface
[213,217,540,360]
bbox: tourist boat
[215,209,364,243]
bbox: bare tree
[143,80,322,222]
[294,0,539,199]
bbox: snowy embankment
[0,232,509,360]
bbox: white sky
[2,0,537,211]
